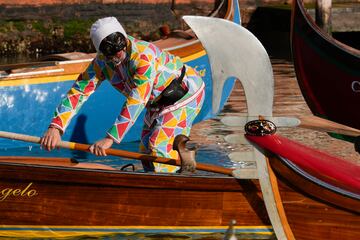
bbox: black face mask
[99,32,127,57]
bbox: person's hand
[354,136,360,154]
[89,137,114,156]
[40,127,62,151]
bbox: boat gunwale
[275,155,360,201]
[269,154,360,214]
[290,0,360,130]
[291,0,360,58]
[0,158,255,192]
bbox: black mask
[99,32,127,57]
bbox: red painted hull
[246,133,360,239]
[246,134,360,207]
[291,0,360,130]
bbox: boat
[183,14,360,239]
[245,126,360,240]
[0,156,274,238]
[0,0,241,148]
[0,130,359,239]
[290,0,360,132]
[0,3,359,240]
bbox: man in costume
[40,17,205,173]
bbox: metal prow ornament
[183,16,273,117]
[183,16,292,239]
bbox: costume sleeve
[49,59,105,133]
[107,54,155,143]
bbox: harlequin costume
[49,17,205,173]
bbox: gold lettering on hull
[0,183,38,201]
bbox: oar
[297,115,360,137]
[0,131,234,176]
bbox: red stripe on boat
[246,134,360,195]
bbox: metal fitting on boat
[244,120,277,136]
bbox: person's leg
[149,89,205,173]
[139,117,156,172]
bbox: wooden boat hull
[291,0,360,130]
[246,134,360,240]
[271,156,360,240]
[0,157,272,238]
[0,0,241,148]
[0,152,359,239]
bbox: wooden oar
[0,131,234,176]
[297,115,360,137]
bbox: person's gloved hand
[354,136,360,154]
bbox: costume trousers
[139,89,205,173]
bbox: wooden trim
[254,149,288,239]
[266,157,295,239]
[269,155,360,213]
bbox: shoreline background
[0,0,359,60]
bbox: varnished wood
[0,153,358,239]
[269,155,360,239]
[1,61,92,81]
[266,158,295,239]
[298,115,360,137]
[0,160,269,226]
[269,155,360,213]
[0,156,115,170]
[1,154,358,239]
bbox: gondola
[0,155,273,238]
[1,1,359,239]
[246,130,360,240]
[290,0,360,131]
[0,0,241,148]
[0,124,359,239]
[183,13,360,239]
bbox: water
[0,53,38,65]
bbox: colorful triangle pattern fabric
[49,35,205,175]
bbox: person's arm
[50,61,104,132]
[41,60,104,151]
